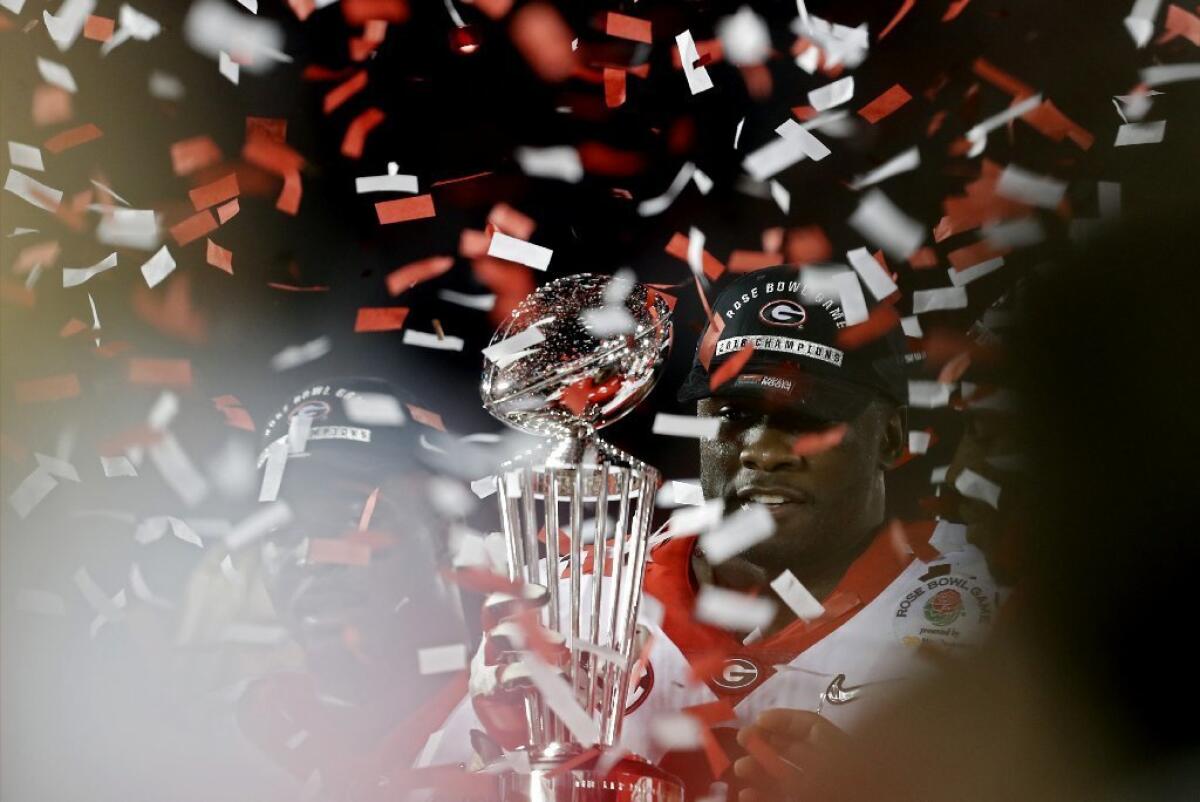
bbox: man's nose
[740,424,803,472]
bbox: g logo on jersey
[759,300,807,328]
[712,657,760,690]
[288,399,332,423]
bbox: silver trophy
[480,274,682,801]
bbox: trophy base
[498,753,684,802]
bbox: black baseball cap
[678,265,907,421]
[257,377,419,477]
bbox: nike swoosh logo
[822,673,867,706]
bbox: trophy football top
[480,273,674,437]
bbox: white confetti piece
[97,208,160,250]
[220,553,240,583]
[775,118,831,161]
[799,267,869,326]
[912,286,968,314]
[167,516,203,547]
[355,173,418,194]
[402,330,465,351]
[1,0,27,13]
[770,569,825,621]
[668,498,725,537]
[1140,62,1200,87]
[438,289,496,311]
[637,162,697,217]
[949,257,1005,287]
[908,430,932,454]
[9,468,58,519]
[695,585,777,631]
[846,247,898,301]
[44,0,95,51]
[742,133,808,182]
[908,380,955,409]
[129,563,174,609]
[183,0,282,72]
[258,438,289,502]
[954,468,1002,509]
[808,76,855,111]
[483,325,545,366]
[100,456,138,477]
[652,413,720,439]
[848,190,924,260]
[63,252,118,288]
[515,145,583,183]
[8,142,44,172]
[1115,120,1166,146]
[5,169,63,212]
[271,336,331,371]
[700,504,775,564]
[692,167,714,194]
[963,93,1043,157]
[996,164,1067,209]
[219,51,240,84]
[685,226,705,277]
[982,218,1044,248]
[37,57,78,93]
[487,232,553,271]
[418,643,469,674]
[343,393,406,426]
[849,146,920,191]
[672,480,705,506]
[140,245,176,288]
[35,452,80,482]
[149,70,186,100]
[769,180,790,213]
[225,501,293,551]
[237,0,258,12]
[73,567,125,621]
[676,30,714,94]
[716,6,770,65]
[147,390,179,431]
[523,657,600,746]
[102,4,162,56]
[134,517,169,544]
[470,475,497,499]
[650,713,705,749]
[900,315,923,337]
[149,433,210,507]
[1123,0,1163,48]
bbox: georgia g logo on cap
[759,299,807,328]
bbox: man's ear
[880,404,906,467]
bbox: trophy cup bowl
[479,274,682,802]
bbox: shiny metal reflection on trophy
[479,273,683,801]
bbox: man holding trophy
[421,268,999,802]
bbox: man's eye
[717,407,751,422]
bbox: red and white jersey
[422,520,999,796]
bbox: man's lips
[734,484,814,507]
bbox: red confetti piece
[341,107,385,158]
[376,194,436,224]
[604,68,627,108]
[908,247,939,269]
[354,306,410,332]
[836,304,901,350]
[878,0,916,39]
[1022,100,1094,150]
[942,0,973,21]
[324,70,368,114]
[189,173,240,210]
[791,423,849,456]
[242,137,305,215]
[606,11,652,43]
[287,0,316,19]
[683,699,738,727]
[665,232,726,280]
[82,15,114,41]
[132,276,209,345]
[59,318,87,338]
[472,0,512,19]
[459,229,490,258]
[784,225,833,265]
[246,116,288,144]
[42,123,103,154]
[510,3,576,82]
[937,352,973,384]
[948,240,1008,270]
[1158,4,1200,46]
[14,240,61,275]
[170,136,223,176]
[32,85,72,127]
[578,141,646,175]
[16,374,80,403]
[216,199,240,224]
[487,203,536,239]
[307,537,372,566]
[972,57,1035,99]
[406,403,445,431]
[386,256,454,296]
[342,0,409,24]
[698,724,731,778]
[170,210,218,246]
[441,566,524,596]
[709,345,755,391]
[128,358,193,387]
[206,239,233,274]
[670,39,722,69]
[727,250,781,273]
[213,396,256,431]
[858,83,912,123]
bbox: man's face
[260,463,456,703]
[697,394,903,570]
